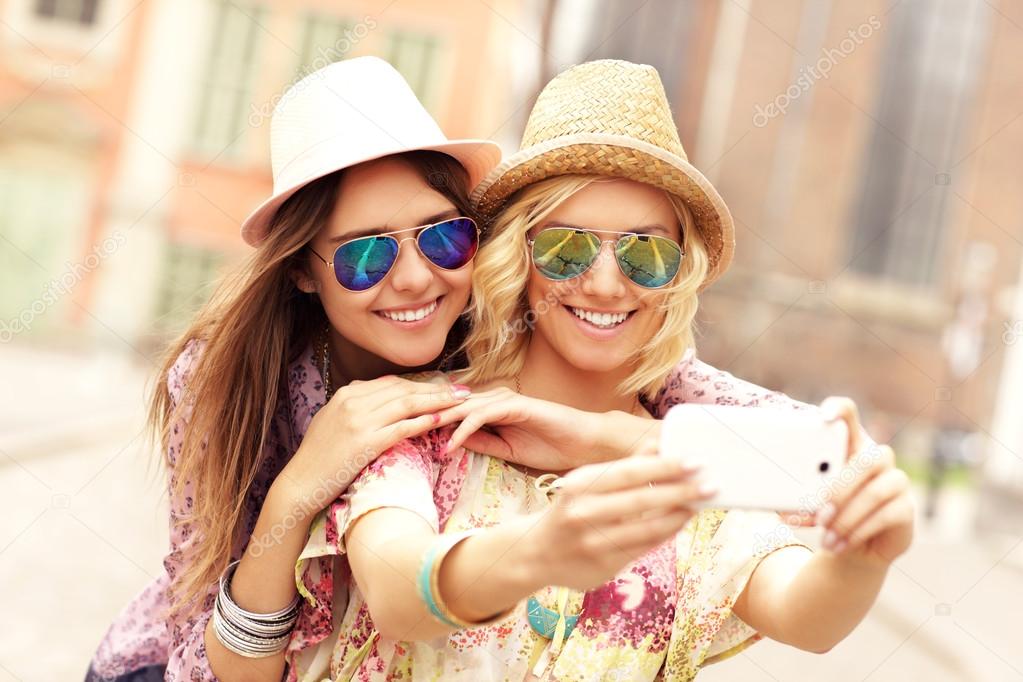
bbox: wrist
[823,545,891,577]
[501,515,556,594]
[592,410,659,460]
[578,411,617,463]
[431,521,539,626]
[264,477,319,534]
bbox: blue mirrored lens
[334,236,399,291]
[417,218,478,269]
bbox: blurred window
[0,167,87,337]
[847,0,990,289]
[383,29,440,109]
[152,242,223,333]
[33,0,98,26]
[294,13,356,79]
[191,0,266,160]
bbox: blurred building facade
[3,0,1023,519]
[0,0,524,348]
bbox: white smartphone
[658,404,848,513]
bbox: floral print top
[285,347,866,682]
[88,341,864,682]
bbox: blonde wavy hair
[460,175,709,401]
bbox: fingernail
[816,503,836,526]
[697,482,717,496]
[823,529,838,549]
[833,539,848,553]
[432,413,441,425]
[676,459,700,473]
[452,387,471,399]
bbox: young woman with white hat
[82,55,505,682]
[292,59,914,681]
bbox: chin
[559,348,633,374]
[387,340,449,369]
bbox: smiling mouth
[566,305,636,329]
[375,297,441,323]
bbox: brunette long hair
[148,151,474,623]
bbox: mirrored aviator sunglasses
[529,227,684,288]
[312,217,480,292]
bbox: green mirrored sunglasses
[528,226,684,289]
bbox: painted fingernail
[452,386,471,399]
[816,503,836,526]
[432,413,441,425]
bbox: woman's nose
[581,241,628,299]
[387,238,434,293]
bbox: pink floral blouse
[87,342,857,681]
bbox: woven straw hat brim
[470,132,735,292]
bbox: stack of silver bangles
[212,559,301,657]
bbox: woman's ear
[290,262,321,294]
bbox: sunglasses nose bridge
[390,234,426,261]
[392,234,433,267]
[589,238,619,271]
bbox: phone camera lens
[819,461,830,473]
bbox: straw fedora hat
[470,59,735,291]
[241,56,502,246]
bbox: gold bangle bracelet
[427,528,516,629]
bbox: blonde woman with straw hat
[290,60,914,681]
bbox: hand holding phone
[658,404,848,515]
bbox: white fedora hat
[240,56,502,246]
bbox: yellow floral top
[287,364,815,681]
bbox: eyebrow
[327,208,461,244]
[537,220,672,236]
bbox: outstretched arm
[345,507,535,640]
[345,454,712,641]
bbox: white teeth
[380,300,438,322]
[570,306,629,328]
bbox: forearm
[438,515,539,623]
[350,511,542,641]
[774,552,888,652]
[203,481,315,682]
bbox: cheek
[633,294,669,333]
[320,284,376,320]
[441,267,474,304]
[525,271,556,309]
